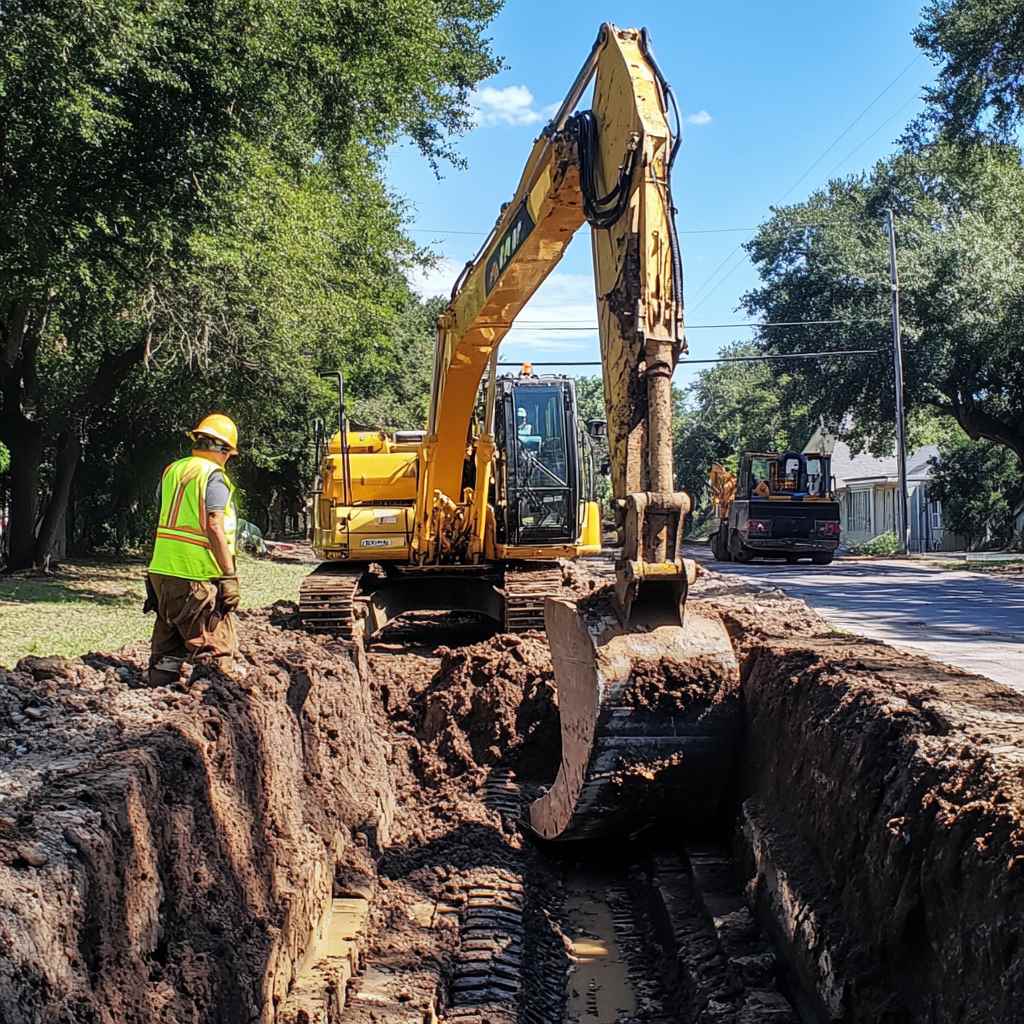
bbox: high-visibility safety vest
[149,456,237,580]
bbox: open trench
[0,569,1022,1023]
[336,600,806,1024]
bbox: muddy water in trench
[562,870,640,1024]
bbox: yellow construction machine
[301,24,740,841]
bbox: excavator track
[297,564,365,640]
[502,564,564,633]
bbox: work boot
[147,656,184,687]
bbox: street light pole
[885,208,911,554]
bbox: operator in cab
[144,414,242,685]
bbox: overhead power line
[498,348,881,368]
[686,55,924,313]
[505,318,884,331]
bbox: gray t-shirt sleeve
[205,470,229,512]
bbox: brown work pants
[147,573,238,685]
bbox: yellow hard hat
[189,413,239,453]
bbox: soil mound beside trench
[0,610,393,1024]
[1,571,1023,1023]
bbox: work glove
[143,574,158,614]
[218,574,241,613]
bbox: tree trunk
[3,422,43,571]
[35,429,81,567]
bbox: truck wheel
[711,525,730,561]
[730,533,752,563]
[812,553,833,566]
[709,529,722,560]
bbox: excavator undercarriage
[298,562,569,642]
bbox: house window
[847,488,872,534]
[930,499,942,531]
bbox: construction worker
[145,414,242,685]
[516,406,534,437]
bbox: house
[803,427,967,552]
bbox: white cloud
[471,85,553,127]
[408,257,462,300]
[504,271,598,356]
[685,110,713,126]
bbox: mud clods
[1,574,1024,1023]
[375,631,561,785]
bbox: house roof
[825,441,939,486]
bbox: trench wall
[0,617,394,1024]
[710,595,1024,1024]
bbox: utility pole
[885,208,911,555]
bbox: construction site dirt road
[0,564,1021,1023]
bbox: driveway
[689,546,1024,692]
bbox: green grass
[0,555,311,668]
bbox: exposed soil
[372,626,560,785]
[0,610,393,1024]
[0,569,1022,1023]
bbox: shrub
[848,531,901,557]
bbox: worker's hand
[219,574,241,613]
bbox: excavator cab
[494,375,589,547]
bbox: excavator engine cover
[529,596,741,842]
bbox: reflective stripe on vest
[149,456,237,580]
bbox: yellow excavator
[301,24,740,841]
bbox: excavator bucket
[528,593,741,842]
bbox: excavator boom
[427,24,742,841]
[303,25,741,842]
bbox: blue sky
[387,1,936,390]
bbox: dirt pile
[0,611,393,1024]
[418,633,559,780]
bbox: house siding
[804,431,968,552]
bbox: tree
[743,142,1024,470]
[0,0,503,568]
[912,1,1024,141]
[928,435,1023,547]
[673,343,815,512]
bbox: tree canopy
[743,142,1024,469]
[913,0,1024,141]
[0,0,503,567]
[928,435,1023,547]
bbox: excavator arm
[418,24,690,617]
[421,24,741,842]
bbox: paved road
[688,546,1024,691]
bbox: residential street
[690,545,1024,691]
